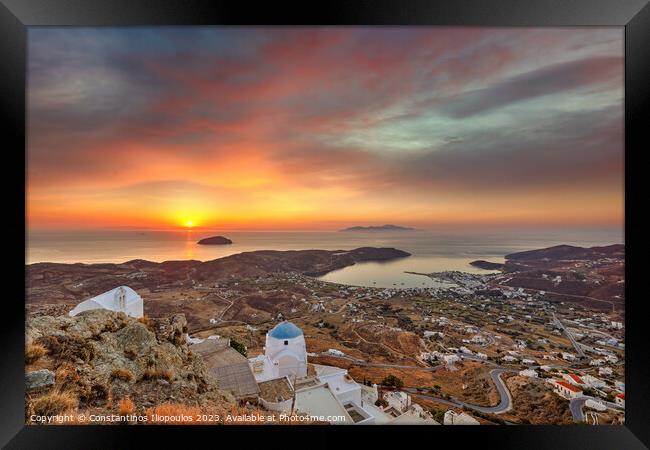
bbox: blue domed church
[264,321,308,378]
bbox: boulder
[26,369,55,392]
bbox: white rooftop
[294,384,353,425]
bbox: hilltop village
[26,244,625,425]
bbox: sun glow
[184,219,195,229]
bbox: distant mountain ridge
[469,243,624,310]
[505,244,624,261]
[470,244,624,269]
[340,224,415,232]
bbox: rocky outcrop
[25,309,235,416]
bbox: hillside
[25,309,238,423]
[505,244,624,263]
[481,244,625,310]
[26,247,411,330]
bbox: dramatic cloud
[27,27,624,229]
[438,56,623,118]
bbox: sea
[27,227,623,289]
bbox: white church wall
[69,286,144,318]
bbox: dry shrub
[142,368,173,382]
[26,343,48,364]
[78,382,109,406]
[118,397,135,416]
[30,390,78,417]
[137,316,155,332]
[141,368,156,380]
[55,362,80,387]
[37,335,95,363]
[110,368,134,382]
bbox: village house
[383,391,411,413]
[389,403,439,425]
[562,352,577,361]
[610,321,623,330]
[550,379,583,399]
[598,367,613,377]
[581,374,606,389]
[443,354,461,365]
[615,393,625,408]
[519,369,538,378]
[562,373,586,387]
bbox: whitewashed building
[265,321,308,379]
[598,367,613,377]
[550,379,583,399]
[383,391,411,413]
[69,286,143,318]
[249,321,376,424]
[443,354,461,364]
[519,369,538,378]
[615,393,625,408]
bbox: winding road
[402,368,516,415]
[569,396,623,423]
[453,368,516,414]
[317,353,517,414]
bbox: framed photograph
[2,0,648,448]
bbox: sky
[27,27,624,231]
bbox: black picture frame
[2,1,648,448]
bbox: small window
[284,340,288,345]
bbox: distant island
[197,236,233,245]
[340,224,415,232]
[469,260,504,270]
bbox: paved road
[569,396,624,423]
[403,389,461,408]
[404,368,516,415]
[569,397,588,422]
[553,313,587,357]
[453,368,516,414]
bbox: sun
[184,219,195,229]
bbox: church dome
[268,321,303,339]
